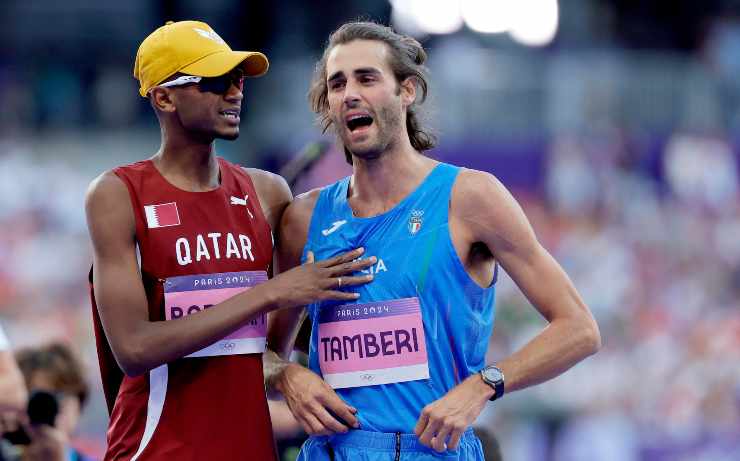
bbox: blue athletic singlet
[301,162,497,435]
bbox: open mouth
[346,114,374,132]
[219,109,240,121]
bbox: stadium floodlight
[390,0,464,35]
[461,0,512,34]
[509,0,559,47]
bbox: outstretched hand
[268,248,376,310]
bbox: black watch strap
[480,365,505,401]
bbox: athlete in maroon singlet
[85,21,375,461]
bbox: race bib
[318,297,429,389]
[164,271,268,358]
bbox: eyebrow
[327,67,382,83]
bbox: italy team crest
[408,210,424,235]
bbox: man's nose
[225,83,244,102]
[343,81,361,108]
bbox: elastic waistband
[326,427,477,451]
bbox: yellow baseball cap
[134,20,269,97]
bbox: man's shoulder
[454,167,497,183]
[84,169,136,240]
[453,168,503,201]
[277,188,323,253]
[240,167,292,204]
[285,188,323,223]
[290,174,354,222]
[87,159,154,196]
[109,159,153,177]
[449,167,518,224]
[86,169,128,204]
[241,167,286,187]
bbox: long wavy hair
[308,21,437,163]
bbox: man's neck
[153,130,220,192]
[348,141,437,217]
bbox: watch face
[484,367,503,382]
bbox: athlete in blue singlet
[300,163,494,459]
[265,22,601,461]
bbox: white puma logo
[230,195,254,219]
[321,220,347,236]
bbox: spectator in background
[14,343,94,461]
[0,323,27,434]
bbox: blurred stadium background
[1,0,739,460]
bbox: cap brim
[181,50,269,78]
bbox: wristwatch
[480,365,505,401]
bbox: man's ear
[399,77,417,108]
[149,87,177,113]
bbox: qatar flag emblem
[144,202,181,228]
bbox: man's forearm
[108,283,277,376]
[496,315,600,394]
[263,348,296,396]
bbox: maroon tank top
[91,158,277,461]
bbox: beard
[335,103,403,161]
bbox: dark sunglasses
[156,69,245,95]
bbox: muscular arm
[264,190,319,384]
[86,173,364,377]
[453,169,601,394]
[247,167,312,359]
[415,170,600,451]
[244,168,293,235]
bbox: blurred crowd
[1,2,740,460]
[1,125,738,460]
[477,129,740,461]
[0,140,101,456]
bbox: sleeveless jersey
[90,158,277,460]
[302,162,496,433]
